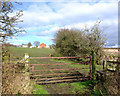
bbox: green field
[9,47,54,59]
[9,47,103,95]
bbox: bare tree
[0,2,25,43]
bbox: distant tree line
[21,41,40,48]
[49,44,55,49]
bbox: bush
[53,21,106,64]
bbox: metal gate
[29,56,92,84]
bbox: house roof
[40,43,46,46]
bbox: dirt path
[44,83,73,94]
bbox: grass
[9,47,55,58]
[59,83,69,86]
[70,81,90,94]
[50,59,75,63]
[32,84,49,94]
[57,80,100,95]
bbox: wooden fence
[103,60,120,72]
[97,59,120,95]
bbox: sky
[7,0,118,48]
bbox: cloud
[9,1,118,47]
[11,0,118,3]
[31,18,117,36]
[14,40,29,42]
[19,2,117,28]
[35,26,60,36]
[34,36,53,40]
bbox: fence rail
[30,56,90,59]
[30,68,89,72]
[29,62,89,66]
[30,72,89,77]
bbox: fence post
[24,53,29,72]
[117,59,120,95]
[103,60,105,70]
[0,44,2,95]
[2,44,10,62]
[90,56,92,79]
[103,60,107,71]
[91,51,96,80]
[105,60,107,71]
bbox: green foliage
[53,21,106,64]
[71,80,91,94]
[32,84,49,94]
[59,83,69,86]
[49,44,55,49]
[33,41,40,48]
[91,51,96,80]
[2,44,10,62]
[27,42,32,48]
[53,28,86,56]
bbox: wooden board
[30,72,89,77]
[30,62,89,66]
[107,61,119,63]
[30,56,90,59]
[30,68,89,72]
[31,75,87,81]
[36,77,89,84]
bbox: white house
[22,44,28,48]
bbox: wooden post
[91,51,96,80]
[102,60,107,81]
[2,44,10,62]
[105,60,107,71]
[103,60,105,70]
[116,59,120,95]
[24,53,29,72]
[103,60,107,71]
[90,56,92,79]
[0,44,2,95]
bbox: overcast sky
[8,0,118,47]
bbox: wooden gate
[29,56,92,84]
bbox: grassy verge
[70,81,91,95]
[32,84,49,94]
[57,80,105,95]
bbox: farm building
[22,44,28,48]
[39,43,46,48]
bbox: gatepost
[24,53,29,72]
[91,51,96,80]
